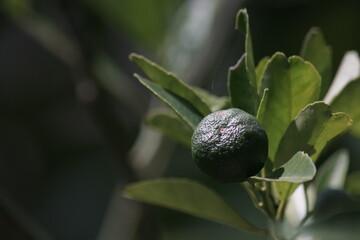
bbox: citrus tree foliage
[125,9,359,239]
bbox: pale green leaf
[250,152,316,183]
[324,51,360,104]
[134,74,202,130]
[275,102,352,168]
[124,178,263,234]
[314,149,349,195]
[146,109,193,147]
[258,53,321,161]
[300,27,332,98]
[227,54,257,115]
[331,77,360,137]
[130,53,211,116]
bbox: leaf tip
[235,8,248,32]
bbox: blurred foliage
[1,0,360,240]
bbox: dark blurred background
[1,0,360,239]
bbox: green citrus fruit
[191,108,268,183]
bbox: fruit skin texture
[191,108,268,183]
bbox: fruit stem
[275,200,287,220]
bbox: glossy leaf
[258,53,321,161]
[130,53,211,116]
[314,149,349,195]
[235,9,257,94]
[227,54,257,115]
[146,109,193,147]
[301,27,332,98]
[255,57,270,94]
[275,102,352,168]
[134,74,202,130]
[324,51,360,104]
[250,152,316,183]
[193,87,230,112]
[124,178,263,234]
[331,77,360,137]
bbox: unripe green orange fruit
[191,108,268,183]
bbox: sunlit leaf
[146,109,193,147]
[255,57,270,94]
[258,53,321,161]
[130,53,211,116]
[124,178,263,234]
[227,54,257,115]
[275,102,352,168]
[300,27,332,98]
[250,152,315,183]
[331,77,360,137]
[134,74,202,130]
[324,51,360,104]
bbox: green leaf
[275,102,352,169]
[258,53,321,161]
[324,51,360,104]
[250,152,316,183]
[227,54,257,115]
[331,77,360,137]
[345,171,360,195]
[235,9,256,89]
[255,57,270,94]
[134,74,202,130]
[314,149,349,195]
[256,88,269,121]
[130,53,212,116]
[124,178,263,234]
[146,109,193,147]
[299,211,360,239]
[192,87,230,112]
[300,27,332,98]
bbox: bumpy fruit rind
[191,108,268,183]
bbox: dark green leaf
[124,178,263,234]
[345,171,360,195]
[275,102,352,168]
[227,54,257,115]
[130,53,211,116]
[331,77,360,137]
[134,74,202,130]
[235,9,256,90]
[250,152,316,183]
[300,27,332,98]
[259,53,321,161]
[146,109,193,147]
